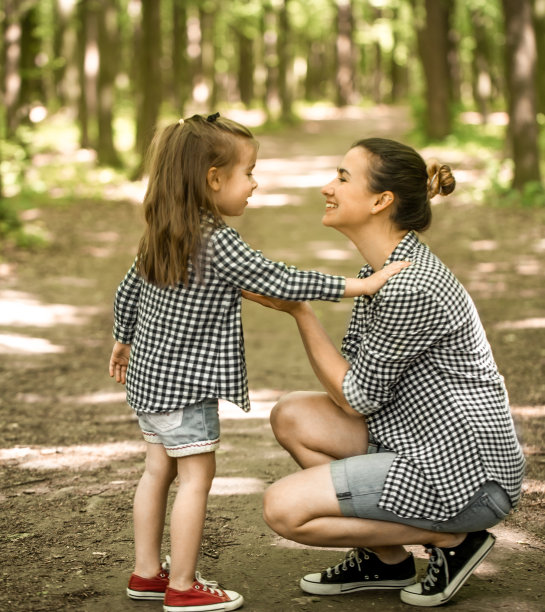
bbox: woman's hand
[241,290,306,315]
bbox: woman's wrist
[290,301,314,319]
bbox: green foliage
[0,197,22,238]
[492,181,545,208]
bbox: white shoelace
[422,547,448,591]
[195,571,222,595]
[325,548,368,578]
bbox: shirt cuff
[323,275,346,302]
[342,369,381,415]
[113,325,134,345]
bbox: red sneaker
[127,567,169,600]
[163,572,243,611]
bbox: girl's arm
[212,226,409,301]
[113,261,141,344]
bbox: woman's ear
[372,191,395,214]
[207,167,221,192]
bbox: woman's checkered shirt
[341,231,525,521]
[113,224,345,414]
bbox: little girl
[109,112,408,612]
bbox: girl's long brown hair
[136,114,256,287]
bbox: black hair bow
[206,112,220,122]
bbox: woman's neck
[343,224,408,271]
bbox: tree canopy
[0,0,543,202]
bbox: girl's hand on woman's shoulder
[360,260,411,296]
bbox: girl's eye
[337,176,347,183]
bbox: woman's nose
[321,180,333,195]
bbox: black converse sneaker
[300,548,417,595]
[400,530,496,607]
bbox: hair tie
[178,118,184,125]
[207,112,220,122]
[429,172,438,193]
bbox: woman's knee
[263,482,295,538]
[270,391,309,443]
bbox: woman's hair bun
[427,160,456,198]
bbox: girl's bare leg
[168,452,216,592]
[133,442,178,577]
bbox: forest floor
[1,106,545,612]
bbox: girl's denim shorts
[137,398,220,457]
[330,444,512,533]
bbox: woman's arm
[242,292,358,416]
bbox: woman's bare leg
[268,397,462,563]
[263,464,463,562]
[270,391,368,468]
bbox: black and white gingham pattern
[114,223,345,414]
[341,231,525,521]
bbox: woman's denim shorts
[330,443,512,533]
[137,398,220,457]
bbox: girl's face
[321,146,379,231]
[211,139,258,217]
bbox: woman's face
[321,146,378,231]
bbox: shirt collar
[385,231,419,264]
[360,231,418,278]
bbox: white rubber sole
[300,573,417,595]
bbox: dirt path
[1,108,544,611]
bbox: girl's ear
[207,167,221,192]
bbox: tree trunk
[305,40,327,101]
[533,0,545,114]
[390,11,409,103]
[470,9,493,122]
[172,0,190,115]
[262,5,279,118]
[19,4,43,115]
[335,0,356,107]
[415,0,452,139]
[53,0,79,112]
[3,0,22,138]
[237,30,254,107]
[135,0,162,169]
[97,0,121,167]
[502,0,541,188]
[277,0,294,121]
[198,5,216,110]
[77,0,99,149]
